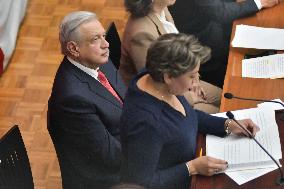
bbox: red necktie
[98,70,123,104]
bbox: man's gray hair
[59,11,97,55]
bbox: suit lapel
[147,7,175,35]
[87,77,123,108]
[148,12,167,35]
[164,7,175,24]
[63,58,123,108]
[100,62,126,100]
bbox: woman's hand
[187,156,228,176]
[189,81,207,104]
[261,0,279,8]
[229,119,260,137]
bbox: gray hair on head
[59,11,97,55]
[146,33,211,82]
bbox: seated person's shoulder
[125,16,158,37]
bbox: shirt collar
[155,10,166,22]
[67,56,99,80]
[155,10,179,34]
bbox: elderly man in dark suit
[47,11,126,189]
[169,0,280,87]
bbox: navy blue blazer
[47,57,126,189]
[120,71,226,189]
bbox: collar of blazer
[147,7,175,35]
[63,57,123,108]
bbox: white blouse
[155,10,179,34]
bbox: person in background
[169,0,280,87]
[47,11,126,189]
[120,33,259,189]
[119,0,222,114]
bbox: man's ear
[67,41,79,57]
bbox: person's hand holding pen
[185,119,260,176]
[185,147,228,176]
[186,156,228,176]
[199,148,203,157]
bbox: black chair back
[106,22,121,69]
[0,125,34,189]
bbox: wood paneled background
[0,0,127,188]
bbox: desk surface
[220,2,284,112]
[192,111,284,189]
[192,2,284,189]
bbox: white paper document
[207,107,282,184]
[257,99,284,111]
[226,167,278,185]
[242,54,284,78]
[232,25,284,50]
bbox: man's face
[76,19,109,69]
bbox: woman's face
[164,63,200,96]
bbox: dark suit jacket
[47,57,126,189]
[169,0,259,83]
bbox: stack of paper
[257,99,284,110]
[242,54,284,78]
[226,167,277,185]
[208,106,283,185]
[232,25,284,50]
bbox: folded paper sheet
[242,54,284,79]
[232,25,284,50]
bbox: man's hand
[261,0,279,8]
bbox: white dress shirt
[67,56,99,81]
[254,0,262,10]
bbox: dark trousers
[199,64,227,88]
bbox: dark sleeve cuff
[196,110,227,137]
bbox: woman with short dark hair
[146,34,211,82]
[120,33,259,189]
[124,0,153,17]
